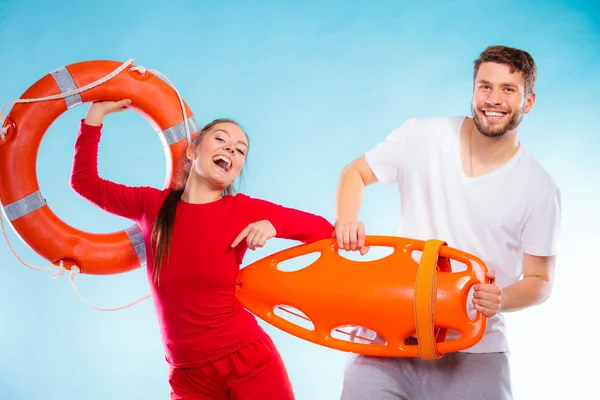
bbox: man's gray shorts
[340,351,512,400]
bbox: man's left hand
[472,270,502,317]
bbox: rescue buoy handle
[414,239,446,360]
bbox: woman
[70,99,334,399]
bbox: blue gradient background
[0,0,598,399]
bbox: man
[334,45,561,400]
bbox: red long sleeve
[238,195,334,243]
[69,120,160,223]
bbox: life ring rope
[68,265,152,311]
[1,59,134,141]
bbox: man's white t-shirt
[364,116,561,353]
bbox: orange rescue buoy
[0,60,198,275]
[236,236,490,360]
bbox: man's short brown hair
[474,46,537,96]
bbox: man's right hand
[334,220,370,255]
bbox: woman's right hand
[84,99,132,126]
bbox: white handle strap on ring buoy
[0,58,191,311]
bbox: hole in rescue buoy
[466,284,477,321]
[464,257,489,321]
[274,305,315,331]
[276,252,321,272]
[410,249,468,272]
[445,329,464,340]
[403,329,463,344]
[410,250,422,264]
[336,245,394,262]
[36,104,166,234]
[330,325,386,345]
[448,258,468,272]
[402,331,418,345]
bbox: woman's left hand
[231,220,276,250]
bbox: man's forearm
[336,165,366,222]
[500,276,553,312]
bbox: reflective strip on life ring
[0,60,199,275]
[124,224,147,267]
[51,67,83,108]
[3,191,47,221]
[160,117,199,146]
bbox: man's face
[471,62,535,137]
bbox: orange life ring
[236,236,490,360]
[0,60,198,275]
